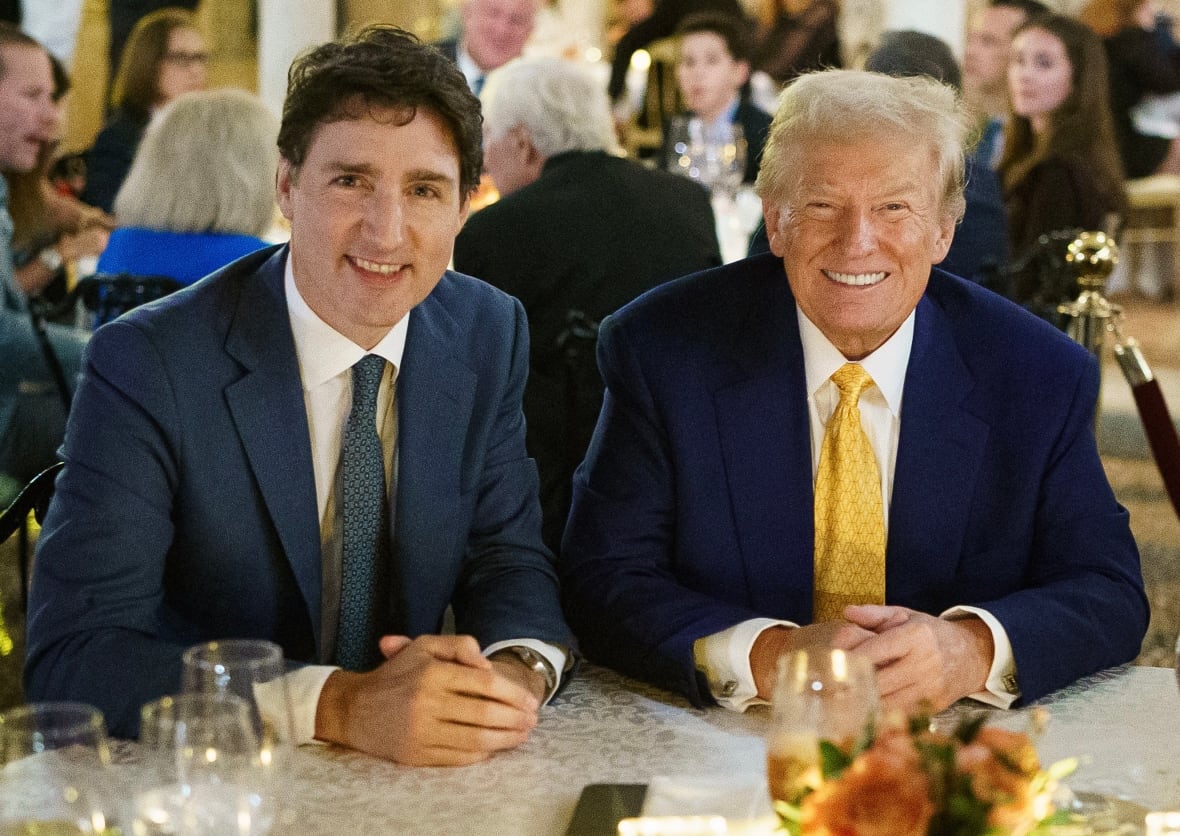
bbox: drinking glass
[134,693,264,836]
[180,640,295,828]
[665,116,747,198]
[0,702,119,834]
[766,648,879,806]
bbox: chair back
[0,462,64,611]
[80,273,184,327]
[624,36,683,161]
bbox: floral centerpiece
[771,710,1077,836]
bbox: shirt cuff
[693,618,796,712]
[258,664,337,746]
[941,605,1020,708]
[483,638,568,704]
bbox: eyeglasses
[162,50,209,68]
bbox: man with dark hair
[668,10,771,184]
[26,25,572,767]
[0,24,86,497]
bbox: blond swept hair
[755,69,970,225]
[114,88,278,236]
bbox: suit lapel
[714,263,816,621]
[393,288,477,628]
[222,248,324,646]
[887,291,990,605]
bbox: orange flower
[956,726,1044,834]
[801,744,934,836]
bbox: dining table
[107,661,1180,835]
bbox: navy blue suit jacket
[560,253,1147,706]
[26,245,572,735]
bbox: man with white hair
[434,0,539,94]
[455,55,721,552]
[561,69,1147,715]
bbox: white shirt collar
[456,45,484,92]
[797,304,915,417]
[283,251,409,389]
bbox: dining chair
[0,461,64,612]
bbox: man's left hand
[844,605,994,713]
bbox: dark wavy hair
[277,25,483,196]
[998,13,1126,216]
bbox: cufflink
[720,680,738,698]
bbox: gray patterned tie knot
[336,354,390,671]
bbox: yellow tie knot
[831,363,874,403]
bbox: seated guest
[433,0,539,94]
[97,88,276,287]
[0,25,88,493]
[7,54,112,301]
[666,11,771,184]
[455,56,720,552]
[863,30,1009,286]
[81,7,207,213]
[751,0,841,86]
[560,69,1147,715]
[607,0,746,106]
[1000,13,1126,304]
[26,25,573,767]
[1081,0,1180,178]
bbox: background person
[0,25,88,497]
[26,26,573,767]
[667,11,772,184]
[433,0,539,94]
[1000,12,1126,304]
[1081,0,1180,178]
[963,0,1051,168]
[559,69,1146,716]
[751,0,841,86]
[96,88,276,289]
[455,55,720,553]
[81,7,207,214]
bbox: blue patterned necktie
[335,354,391,671]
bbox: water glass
[666,116,747,198]
[134,693,264,836]
[0,702,118,833]
[766,648,879,806]
[180,640,295,827]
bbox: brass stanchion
[1057,231,1180,522]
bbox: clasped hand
[315,634,542,766]
[752,606,994,713]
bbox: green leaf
[952,712,988,745]
[819,739,852,779]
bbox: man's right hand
[313,635,540,766]
[748,610,912,701]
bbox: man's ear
[275,157,296,220]
[763,199,788,257]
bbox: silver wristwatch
[506,646,556,693]
[37,246,63,272]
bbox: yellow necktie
[813,363,886,622]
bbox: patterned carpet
[2,298,1178,710]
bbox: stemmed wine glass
[666,116,747,199]
[766,648,879,807]
[0,702,120,834]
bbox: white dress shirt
[693,306,1018,711]
[259,256,565,745]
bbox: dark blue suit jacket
[25,245,572,736]
[560,253,1147,707]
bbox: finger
[414,634,493,670]
[378,635,413,658]
[441,662,541,713]
[843,604,912,632]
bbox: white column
[257,0,336,118]
[881,0,969,59]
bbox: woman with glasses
[81,7,207,214]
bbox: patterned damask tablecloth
[111,663,1180,835]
